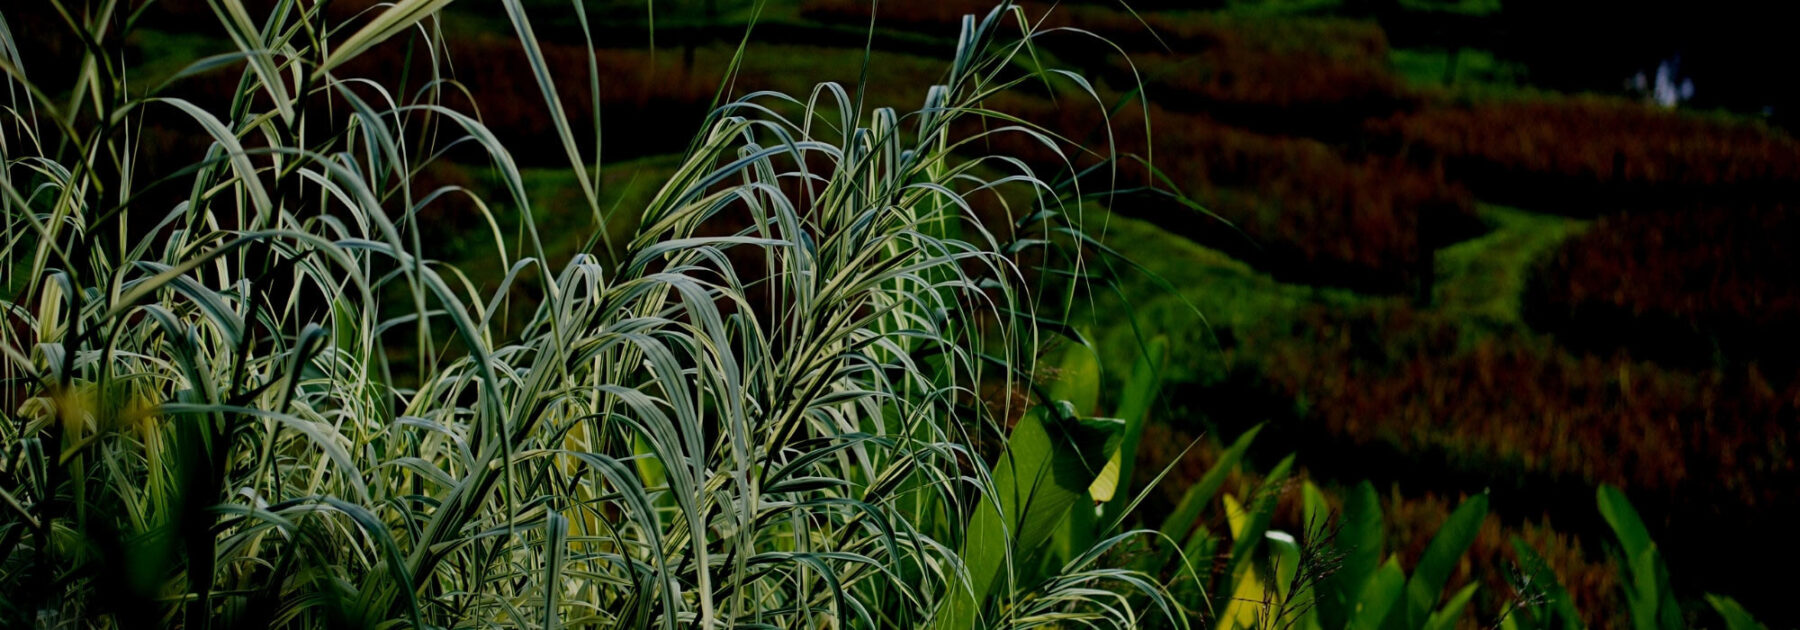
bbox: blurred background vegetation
[7,0,1794,626]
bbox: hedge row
[1368,97,1800,212]
[1244,306,1798,510]
[1525,204,1800,371]
[980,94,1477,294]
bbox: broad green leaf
[1350,557,1407,630]
[1598,485,1653,574]
[1216,455,1294,629]
[1706,594,1767,630]
[1267,530,1303,602]
[934,407,1104,630]
[1227,454,1293,576]
[1405,493,1488,627]
[1301,480,1330,539]
[1224,493,1249,540]
[1625,547,1659,630]
[1320,481,1384,630]
[1158,424,1262,545]
[1180,523,1217,573]
[1218,547,1267,630]
[1600,484,1680,630]
[1509,537,1582,630]
[1092,335,1166,507]
[1628,546,1682,630]
[1049,497,1098,581]
[1049,339,1101,415]
[1423,583,1480,630]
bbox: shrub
[980,94,1477,293]
[1122,48,1406,133]
[1129,424,1625,628]
[1525,204,1800,372]
[1368,97,1800,212]
[1204,303,1800,614]
[800,0,1389,58]
[804,1,1407,133]
[1249,307,1799,508]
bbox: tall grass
[0,1,1173,627]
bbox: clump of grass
[0,1,1175,627]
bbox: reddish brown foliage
[1168,302,1799,623]
[1527,205,1800,370]
[1245,306,1799,509]
[1369,98,1800,211]
[978,94,1475,293]
[1124,49,1405,132]
[333,35,722,164]
[805,1,1406,131]
[800,0,1388,57]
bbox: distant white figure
[1629,55,1695,108]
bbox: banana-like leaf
[1350,557,1407,630]
[1215,455,1295,629]
[1319,481,1384,630]
[934,406,1107,630]
[1423,582,1480,630]
[1227,454,1294,581]
[1598,485,1653,575]
[1217,494,1264,630]
[1091,335,1167,508]
[1509,536,1583,630]
[1404,492,1488,628]
[1600,484,1681,630]
[1157,424,1263,550]
[1301,480,1330,539]
[1049,339,1101,416]
[1705,594,1767,630]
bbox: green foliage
[1590,486,1771,630]
[1134,438,1493,630]
[1502,537,1582,630]
[1402,493,1488,628]
[1319,482,1385,628]
[1706,594,1767,630]
[1599,485,1682,630]
[1350,559,1407,630]
[937,407,1112,629]
[1157,424,1263,562]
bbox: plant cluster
[1141,425,1767,630]
[0,2,1185,628]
